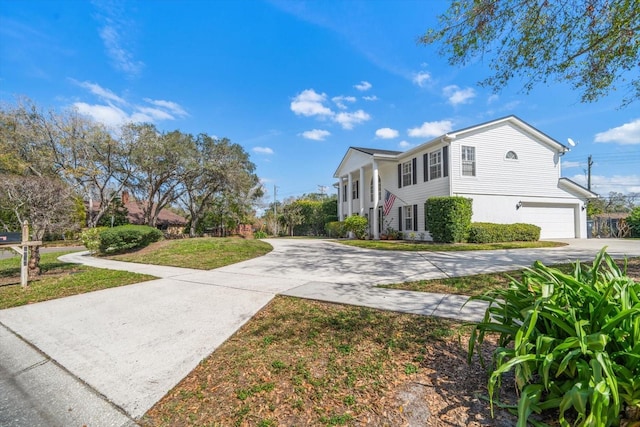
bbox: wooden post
[21,220,29,288]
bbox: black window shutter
[397,164,402,188]
[423,153,429,182]
[356,180,359,199]
[412,157,417,185]
[443,146,449,177]
[413,204,418,231]
[398,206,403,231]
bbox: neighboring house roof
[592,212,630,219]
[87,199,188,226]
[124,201,188,226]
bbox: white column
[372,160,380,239]
[359,167,365,215]
[347,173,353,216]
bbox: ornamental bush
[98,225,163,254]
[469,249,640,426]
[80,227,106,253]
[424,196,472,243]
[325,221,346,238]
[628,206,640,238]
[343,215,368,239]
[468,222,540,243]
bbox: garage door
[520,204,576,239]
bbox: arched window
[370,176,382,202]
[505,150,518,160]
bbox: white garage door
[520,204,576,239]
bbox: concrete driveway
[1,238,638,425]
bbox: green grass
[380,257,640,297]
[0,251,155,309]
[106,237,272,269]
[339,239,565,251]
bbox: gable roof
[558,177,599,199]
[351,147,402,156]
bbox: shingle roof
[350,147,402,156]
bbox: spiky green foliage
[469,248,640,426]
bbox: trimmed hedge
[467,222,540,243]
[98,225,163,254]
[425,196,472,243]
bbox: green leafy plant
[253,230,268,239]
[468,222,540,243]
[343,215,368,240]
[469,248,640,426]
[424,196,472,243]
[325,221,346,238]
[80,227,106,253]
[99,225,163,254]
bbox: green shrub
[98,225,163,254]
[325,221,346,238]
[253,230,268,239]
[80,227,107,253]
[628,207,640,238]
[424,196,472,243]
[469,249,640,426]
[468,222,540,243]
[343,215,368,239]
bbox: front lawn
[379,257,640,296]
[339,239,565,251]
[0,251,155,309]
[141,296,517,426]
[105,237,272,269]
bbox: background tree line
[258,193,338,237]
[0,98,261,274]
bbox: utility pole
[587,155,593,191]
[318,185,327,197]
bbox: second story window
[429,151,442,179]
[352,180,359,199]
[402,161,412,186]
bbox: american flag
[383,190,396,216]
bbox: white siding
[451,123,568,198]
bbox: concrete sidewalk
[1,237,638,425]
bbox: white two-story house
[334,116,596,240]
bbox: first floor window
[404,205,413,231]
[462,146,476,176]
[343,185,347,202]
[352,180,359,199]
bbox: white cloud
[73,102,129,128]
[300,129,331,141]
[398,140,413,149]
[75,80,126,104]
[332,95,356,110]
[412,71,431,87]
[253,147,274,154]
[354,81,372,91]
[568,173,640,195]
[290,89,333,117]
[143,98,188,117]
[487,94,499,105]
[408,120,454,138]
[375,127,399,139]
[334,110,371,130]
[94,2,144,76]
[363,95,378,101]
[72,83,188,127]
[443,85,476,106]
[594,119,640,145]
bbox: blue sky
[1,0,639,205]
